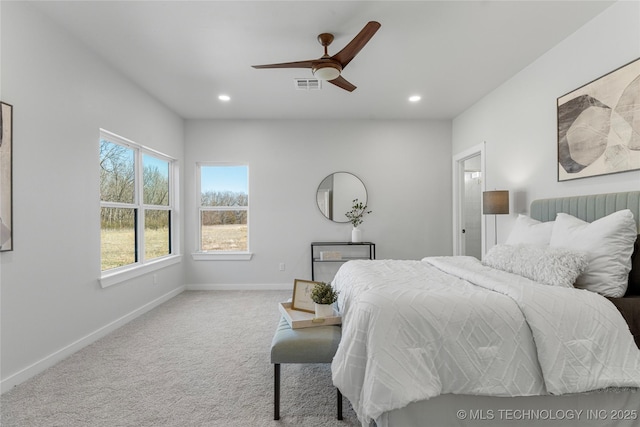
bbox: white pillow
[549,209,637,297]
[506,215,554,246]
[482,244,588,288]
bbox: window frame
[99,129,180,287]
[193,162,252,261]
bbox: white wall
[184,119,452,287]
[452,0,640,243]
[0,2,185,390]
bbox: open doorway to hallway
[453,144,485,259]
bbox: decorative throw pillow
[549,209,637,298]
[506,215,554,246]
[482,244,588,288]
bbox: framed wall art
[557,58,640,181]
[0,101,12,251]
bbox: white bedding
[330,257,640,426]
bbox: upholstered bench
[270,316,343,420]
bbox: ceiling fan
[252,21,381,92]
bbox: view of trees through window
[199,165,248,251]
[100,136,172,271]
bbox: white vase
[351,227,362,243]
[315,302,334,318]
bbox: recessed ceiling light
[218,94,231,102]
[409,95,421,102]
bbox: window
[195,164,251,260]
[100,129,178,282]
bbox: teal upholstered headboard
[530,191,640,232]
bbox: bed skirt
[377,389,639,427]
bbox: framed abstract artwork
[0,101,12,251]
[557,58,640,181]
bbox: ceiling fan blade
[328,75,357,92]
[332,21,381,69]
[252,60,315,69]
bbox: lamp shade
[483,190,509,215]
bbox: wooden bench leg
[274,364,280,420]
[337,388,343,420]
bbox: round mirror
[316,172,367,223]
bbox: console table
[310,242,376,282]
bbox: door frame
[452,143,486,257]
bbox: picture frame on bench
[291,279,320,313]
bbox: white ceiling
[29,1,614,120]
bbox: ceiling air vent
[294,78,322,91]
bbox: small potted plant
[310,282,339,318]
[345,198,372,242]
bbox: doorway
[453,144,485,258]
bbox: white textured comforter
[330,257,640,426]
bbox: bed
[331,191,640,427]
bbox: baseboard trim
[1,286,186,394]
[186,283,292,291]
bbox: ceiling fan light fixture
[312,63,341,81]
[253,21,380,92]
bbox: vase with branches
[345,198,371,242]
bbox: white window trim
[99,129,180,285]
[100,255,182,288]
[191,252,253,261]
[192,162,252,261]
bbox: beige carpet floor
[1,290,359,426]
